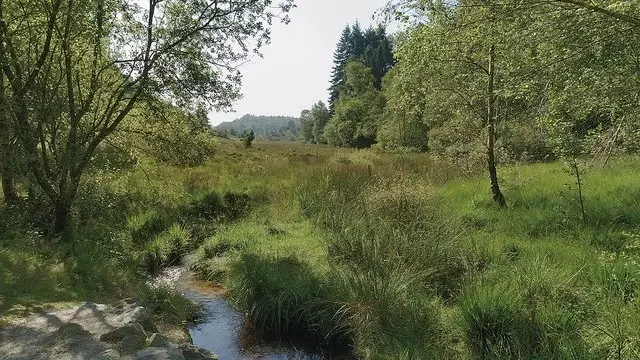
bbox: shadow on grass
[0,247,80,316]
[230,254,351,358]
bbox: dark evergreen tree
[328,23,395,113]
[349,22,366,61]
[363,26,395,90]
[243,130,255,148]
[329,26,353,113]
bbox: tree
[324,61,385,148]
[363,26,395,90]
[377,66,430,152]
[299,109,314,143]
[114,100,218,167]
[243,130,255,148]
[0,0,293,234]
[329,26,353,113]
[0,48,17,203]
[383,0,550,207]
[551,0,640,26]
[311,101,331,144]
[328,23,395,113]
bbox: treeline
[0,0,293,233]
[300,23,394,147]
[216,114,299,141]
[303,1,640,206]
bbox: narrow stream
[156,267,323,360]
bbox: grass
[4,138,640,359]
[183,143,640,359]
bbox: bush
[228,254,348,351]
[140,284,203,324]
[223,191,252,220]
[183,190,226,220]
[296,165,470,356]
[300,169,468,299]
[461,285,537,359]
[128,211,171,244]
[141,224,191,274]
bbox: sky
[210,0,392,125]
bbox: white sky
[210,0,391,125]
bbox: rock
[100,323,146,343]
[112,298,141,310]
[123,305,158,333]
[55,323,91,338]
[90,349,121,360]
[133,347,185,360]
[147,333,173,348]
[179,344,218,360]
[119,334,147,354]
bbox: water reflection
[157,267,322,360]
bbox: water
[156,267,323,360]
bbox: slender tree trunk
[53,192,73,235]
[52,171,83,235]
[487,44,506,208]
[0,40,18,204]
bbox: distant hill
[215,114,300,141]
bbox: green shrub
[301,169,468,299]
[460,285,537,359]
[334,266,447,358]
[140,284,203,324]
[228,254,349,351]
[141,224,191,274]
[183,190,226,220]
[223,191,252,220]
[128,211,171,244]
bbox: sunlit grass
[4,136,640,358]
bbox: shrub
[223,191,252,220]
[460,285,537,359]
[227,254,348,351]
[141,224,191,274]
[140,284,203,324]
[128,211,171,244]
[183,190,226,220]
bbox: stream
[155,267,323,360]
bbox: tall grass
[8,139,640,359]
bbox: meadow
[2,139,640,359]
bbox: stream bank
[157,267,323,360]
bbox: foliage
[299,101,331,144]
[216,114,300,141]
[115,101,218,167]
[377,68,430,152]
[242,130,255,148]
[0,0,293,233]
[328,23,395,112]
[324,61,386,148]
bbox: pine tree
[363,26,395,90]
[328,23,395,112]
[329,26,353,113]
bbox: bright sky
[210,0,391,125]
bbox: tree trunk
[53,196,72,235]
[0,30,18,204]
[487,44,506,208]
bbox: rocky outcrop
[100,323,147,343]
[0,300,217,360]
[133,348,184,360]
